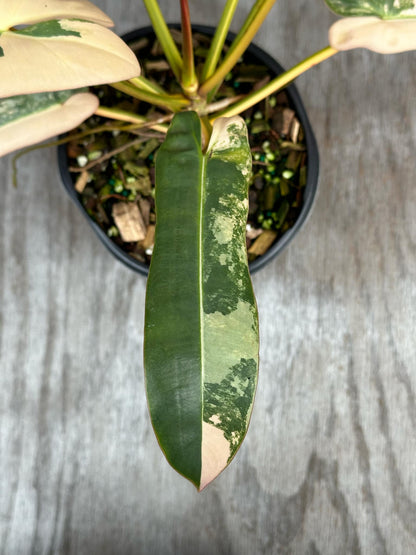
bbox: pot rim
[58,24,319,276]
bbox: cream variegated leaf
[329,16,416,52]
[0,19,140,98]
[0,91,98,156]
[0,0,114,29]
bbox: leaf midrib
[198,152,208,478]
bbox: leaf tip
[199,421,232,491]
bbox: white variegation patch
[329,16,416,53]
[209,415,222,425]
[203,300,258,384]
[200,422,231,491]
[219,253,229,266]
[207,116,252,178]
[207,116,246,152]
[211,212,234,244]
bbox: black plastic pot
[58,25,319,276]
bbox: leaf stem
[198,0,277,97]
[142,0,183,80]
[212,46,338,119]
[128,76,169,96]
[200,94,245,115]
[110,81,190,112]
[200,0,239,82]
[95,106,169,132]
[180,0,198,96]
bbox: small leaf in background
[144,112,259,490]
[329,16,416,52]
[0,91,98,156]
[323,0,416,18]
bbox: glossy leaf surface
[144,112,259,490]
[324,0,416,18]
[0,91,98,156]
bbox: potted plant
[1,0,415,491]
[57,24,320,276]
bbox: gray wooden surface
[1,1,416,553]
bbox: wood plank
[1,1,416,553]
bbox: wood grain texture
[1,1,415,553]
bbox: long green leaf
[323,0,416,18]
[144,111,259,490]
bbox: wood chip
[112,202,146,242]
[169,29,183,44]
[130,37,149,53]
[74,171,89,193]
[248,230,278,257]
[290,118,301,144]
[252,75,270,91]
[67,142,83,159]
[138,198,151,228]
[286,150,301,171]
[273,107,295,136]
[145,60,171,72]
[142,224,155,250]
[96,203,109,225]
[275,91,289,105]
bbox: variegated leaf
[329,16,416,52]
[144,112,259,491]
[0,91,98,156]
[324,0,416,18]
[0,18,140,98]
[0,0,114,29]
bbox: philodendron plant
[1,0,415,490]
